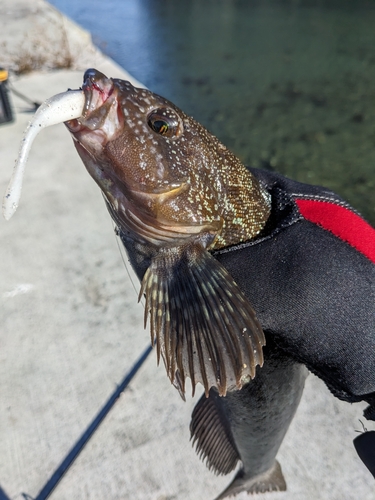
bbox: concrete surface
[0,1,374,499]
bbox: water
[51,0,375,223]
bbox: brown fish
[65,68,271,398]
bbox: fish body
[65,69,271,398]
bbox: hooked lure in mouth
[3,69,271,399]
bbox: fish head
[65,68,225,247]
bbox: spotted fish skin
[65,68,271,398]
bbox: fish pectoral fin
[139,243,265,397]
[215,461,287,500]
[190,389,240,476]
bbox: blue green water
[51,0,375,223]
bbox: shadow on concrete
[20,345,152,500]
[0,486,11,500]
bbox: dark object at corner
[353,431,375,479]
[0,69,14,124]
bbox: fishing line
[7,75,41,110]
[112,220,145,307]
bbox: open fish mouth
[65,69,123,146]
[82,68,115,115]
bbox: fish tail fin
[215,461,287,499]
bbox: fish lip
[81,68,115,117]
[65,69,122,141]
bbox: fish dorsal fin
[190,389,240,475]
[139,243,265,396]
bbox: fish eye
[147,108,183,138]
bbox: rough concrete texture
[0,0,96,74]
[0,1,374,499]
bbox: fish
[63,68,271,399]
[3,68,305,497]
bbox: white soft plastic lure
[2,90,85,221]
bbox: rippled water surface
[51,0,375,222]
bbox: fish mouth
[65,68,122,144]
[81,69,115,118]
